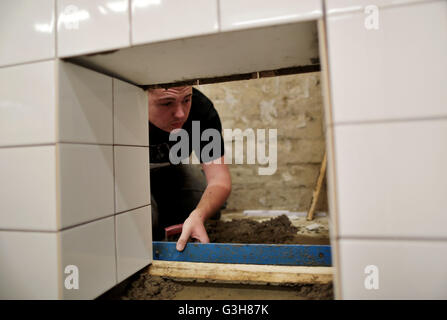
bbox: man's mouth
[171,121,183,127]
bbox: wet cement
[100,272,333,300]
[205,214,330,245]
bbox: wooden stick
[306,152,327,221]
[148,260,333,285]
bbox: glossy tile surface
[58,61,113,144]
[114,146,150,213]
[0,231,59,299]
[334,119,447,239]
[220,0,322,31]
[0,0,55,67]
[326,0,430,15]
[0,61,56,147]
[58,144,114,228]
[57,0,130,57]
[61,216,116,299]
[113,79,148,146]
[0,146,57,231]
[115,206,152,282]
[326,1,447,123]
[131,0,218,45]
[338,239,447,299]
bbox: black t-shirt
[149,88,225,165]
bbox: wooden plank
[148,260,333,285]
[307,151,327,221]
[153,242,332,266]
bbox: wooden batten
[148,260,333,285]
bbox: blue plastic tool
[153,241,331,266]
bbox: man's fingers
[176,230,190,252]
[192,232,210,244]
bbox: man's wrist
[189,209,207,223]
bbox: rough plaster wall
[197,72,328,212]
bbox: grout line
[114,144,149,148]
[112,77,119,284]
[113,215,119,284]
[0,228,59,233]
[336,236,447,242]
[0,142,151,149]
[54,0,58,58]
[115,204,150,216]
[59,214,116,231]
[128,0,132,45]
[58,141,114,146]
[327,0,443,17]
[0,143,55,149]
[320,0,343,300]
[0,57,56,69]
[329,115,447,127]
[0,214,118,233]
[216,0,221,32]
[0,213,115,233]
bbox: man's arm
[176,156,231,251]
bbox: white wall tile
[61,216,116,299]
[0,61,56,147]
[0,146,58,231]
[0,0,55,67]
[131,0,218,45]
[338,239,447,299]
[326,0,430,15]
[57,0,130,57]
[58,144,114,228]
[115,206,152,282]
[334,119,447,239]
[0,231,59,299]
[114,146,150,213]
[326,1,447,123]
[113,79,148,146]
[220,0,322,32]
[58,61,113,144]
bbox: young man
[148,86,231,251]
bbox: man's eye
[183,99,191,104]
[160,102,172,106]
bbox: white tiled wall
[58,61,113,144]
[57,0,130,57]
[115,206,152,282]
[324,0,447,299]
[0,231,60,299]
[131,0,219,45]
[0,0,55,67]
[0,58,151,298]
[113,78,148,146]
[337,239,447,299]
[333,120,447,239]
[326,0,447,124]
[0,146,57,231]
[219,0,322,32]
[58,144,115,228]
[0,61,56,147]
[114,146,150,213]
[61,216,116,299]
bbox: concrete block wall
[197,73,328,213]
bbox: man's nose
[173,104,184,118]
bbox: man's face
[148,86,193,132]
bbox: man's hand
[176,210,210,251]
